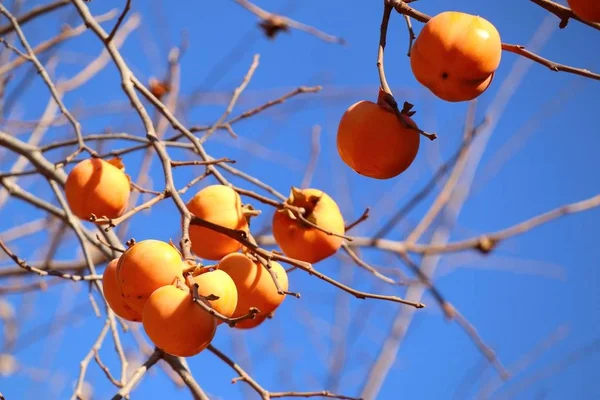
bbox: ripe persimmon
[567,0,600,22]
[186,185,250,260]
[65,158,131,222]
[337,100,420,179]
[142,285,217,357]
[102,258,142,322]
[191,267,238,322]
[117,240,185,313]
[410,11,502,102]
[218,253,288,327]
[272,187,345,264]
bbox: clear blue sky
[1,1,599,399]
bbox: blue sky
[1,0,599,399]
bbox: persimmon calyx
[173,277,190,293]
[106,157,125,171]
[242,204,261,219]
[288,187,322,216]
[376,87,398,114]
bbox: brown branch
[501,43,600,80]
[0,4,96,163]
[340,242,407,286]
[106,0,132,43]
[162,354,210,400]
[224,86,322,126]
[209,344,360,400]
[94,349,123,388]
[170,157,235,167]
[0,0,70,36]
[270,392,362,400]
[200,54,261,143]
[403,14,416,57]
[72,321,111,399]
[187,214,423,307]
[407,193,600,255]
[0,239,100,282]
[377,2,394,96]
[344,208,370,233]
[529,0,600,31]
[0,10,119,76]
[69,0,206,261]
[111,348,163,400]
[208,344,270,399]
[93,192,168,229]
[454,310,510,380]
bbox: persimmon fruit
[142,285,217,357]
[116,239,185,313]
[102,258,142,322]
[410,11,502,102]
[218,252,288,327]
[567,0,600,22]
[272,187,345,264]
[337,100,420,179]
[186,185,250,260]
[191,267,239,322]
[65,157,131,222]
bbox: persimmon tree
[0,0,599,399]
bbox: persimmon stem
[377,2,393,95]
[377,3,437,141]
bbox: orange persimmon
[102,258,142,322]
[567,0,600,22]
[272,187,345,264]
[410,11,502,102]
[65,158,131,222]
[337,100,420,179]
[218,252,288,328]
[142,285,217,357]
[116,239,185,313]
[186,185,250,261]
[191,267,238,322]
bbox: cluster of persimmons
[60,2,600,359]
[336,3,600,180]
[64,158,345,357]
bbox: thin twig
[200,54,261,143]
[111,348,163,400]
[106,0,132,43]
[0,240,100,282]
[0,4,96,163]
[529,0,600,31]
[71,321,111,400]
[501,43,600,80]
[162,354,210,400]
[0,0,70,36]
[402,15,416,57]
